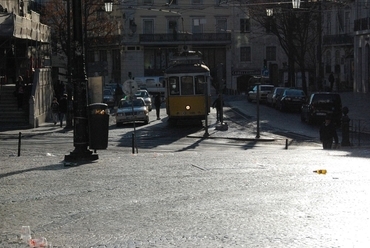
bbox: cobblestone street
[1,146,370,247]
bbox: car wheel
[247,96,252,103]
[144,118,149,125]
[116,122,122,127]
[300,113,305,122]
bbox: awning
[0,12,50,43]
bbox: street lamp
[104,0,113,12]
[292,0,301,9]
[65,0,98,162]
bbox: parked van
[133,76,165,95]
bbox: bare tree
[248,1,321,94]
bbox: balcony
[139,33,232,45]
[354,17,370,32]
[323,34,353,46]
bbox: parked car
[267,87,286,108]
[134,89,152,111]
[276,88,306,112]
[103,89,115,107]
[301,92,342,125]
[247,84,274,103]
[115,97,149,126]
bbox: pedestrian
[212,94,223,123]
[328,72,334,91]
[115,83,124,106]
[154,93,161,120]
[15,76,25,110]
[319,114,339,149]
[59,94,68,128]
[51,97,59,125]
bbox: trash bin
[88,103,109,150]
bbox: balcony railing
[323,34,353,46]
[139,33,232,45]
[354,17,370,32]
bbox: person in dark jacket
[212,94,223,123]
[320,114,339,149]
[51,97,59,125]
[58,94,68,127]
[154,93,161,120]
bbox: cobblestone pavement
[2,146,370,247]
[1,92,370,247]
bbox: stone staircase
[0,84,29,125]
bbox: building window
[192,18,205,33]
[240,18,250,33]
[326,13,331,35]
[112,49,121,81]
[143,19,154,34]
[240,47,251,62]
[87,51,95,63]
[344,11,350,33]
[168,20,178,34]
[99,50,107,62]
[266,46,276,61]
[216,18,227,33]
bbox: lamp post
[64,0,98,162]
[65,0,73,129]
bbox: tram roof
[165,63,210,74]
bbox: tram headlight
[185,105,191,110]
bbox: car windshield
[119,99,144,108]
[135,91,148,98]
[285,90,305,96]
[312,94,341,104]
[104,89,111,95]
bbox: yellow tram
[164,51,211,123]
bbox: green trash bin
[88,103,109,150]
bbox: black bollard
[132,133,135,154]
[18,132,21,156]
[341,107,351,146]
[285,139,288,149]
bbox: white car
[115,97,149,126]
[134,89,152,111]
[247,84,274,103]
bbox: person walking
[319,114,339,149]
[51,97,59,125]
[212,94,223,123]
[154,93,162,120]
[58,94,68,127]
[115,83,124,106]
[15,76,25,110]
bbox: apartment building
[353,0,370,93]
[88,0,285,93]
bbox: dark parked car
[267,87,286,108]
[276,88,306,112]
[301,92,342,125]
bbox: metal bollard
[285,139,288,149]
[18,132,22,156]
[132,133,135,154]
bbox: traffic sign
[261,68,269,77]
[122,79,138,96]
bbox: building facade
[87,0,286,93]
[353,0,370,93]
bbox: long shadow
[110,116,204,150]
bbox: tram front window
[181,76,194,95]
[169,77,179,95]
[195,76,205,94]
